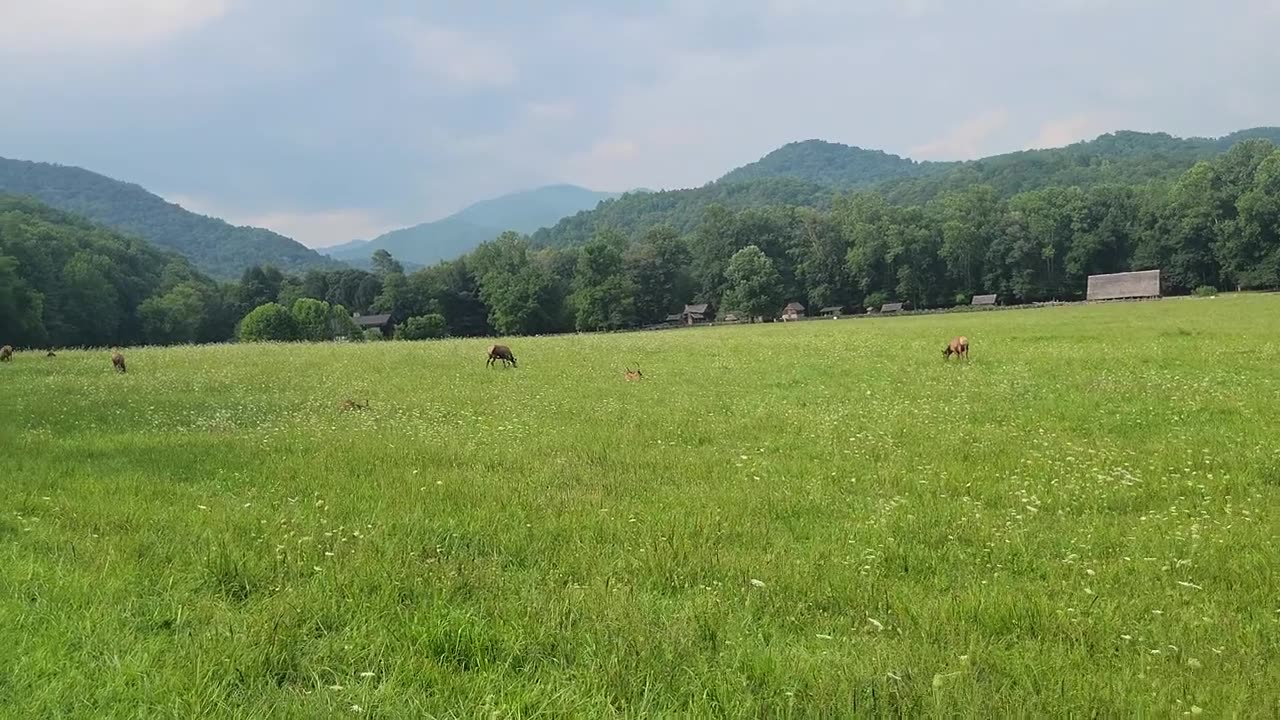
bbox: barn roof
[684,303,712,314]
[819,305,844,313]
[353,314,392,327]
[783,302,805,311]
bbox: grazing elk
[45,350,56,358]
[624,368,643,381]
[0,345,12,362]
[943,336,969,360]
[486,344,517,368]
[111,350,127,373]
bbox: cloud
[524,100,578,123]
[240,209,400,249]
[1030,112,1127,149]
[169,194,397,248]
[4,1,1280,238]
[385,20,519,91]
[909,109,1012,160]
[0,0,230,54]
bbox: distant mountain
[531,178,835,249]
[877,127,1280,204]
[329,184,618,266]
[321,238,372,255]
[0,157,344,280]
[717,139,946,188]
[533,128,1280,248]
[452,184,618,234]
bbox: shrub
[363,329,386,341]
[330,305,363,341]
[1193,285,1218,297]
[291,298,334,341]
[398,314,448,340]
[238,303,299,342]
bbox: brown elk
[486,344,517,368]
[45,350,56,358]
[624,368,643,381]
[943,336,969,360]
[111,350,127,373]
[338,399,369,412]
[0,345,12,362]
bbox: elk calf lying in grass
[624,368,643,381]
[339,399,369,412]
[943,336,969,360]
[111,351,127,373]
[487,344,517,368]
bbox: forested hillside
[531,177,835,248]
[0,195,234,347]
[877,128,1280,204]
[716,140,944,187]
[227,137,1280,346]
[6,130,1279,350]
[534,129,1280,248]
[0,158,343,279]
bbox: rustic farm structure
[971,294,997,307]
[781,302,805,321]
[681,303,715,325]
[1086,270,1161,301]
[880,302,904,313]
[819,306,844,318]
[352,313,395,338]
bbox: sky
[1,0,1278,248]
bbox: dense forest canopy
[3,131,1280,350]
[716,140,945,188]
[534,128,1280,248]
[0,157,343,280]
[0,195,233,347]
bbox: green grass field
[3,295,1279,718]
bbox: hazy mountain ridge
[0,157,342,280]
[328,184,620,266]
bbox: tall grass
[2,295,1278,717]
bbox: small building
[781,302,805,321]
[352,312,394,338]
[971,293,997,307]
[723,313,740,323]
[663,312,684,325]
[1086,270,1161,301]
[880,302,904,313]
[819,305,845,318]
[682,303,715,325]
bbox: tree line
[3,139,1279,349]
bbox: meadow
[2,295,1279,718]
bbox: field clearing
[3,295,1280,717]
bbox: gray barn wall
[1086,270,1161,300]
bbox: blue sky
[2,0,1277,247]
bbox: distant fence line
[635,295,1171,332]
